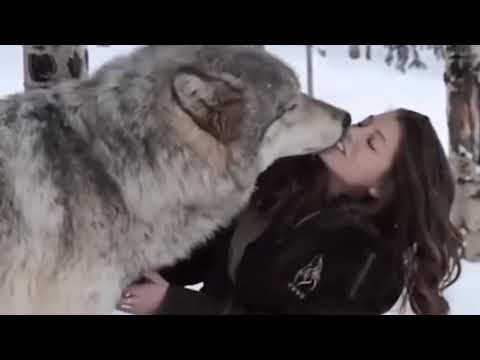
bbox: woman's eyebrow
[364,115,374,125]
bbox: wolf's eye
[287,104,298,112]
[275,103,298,120]
[367,137,376,152]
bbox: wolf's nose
[342,113,352,128]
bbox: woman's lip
[311,138,348,157]
[335,141,347,157]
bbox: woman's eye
[287,104,298,112]
[367,138,376,151]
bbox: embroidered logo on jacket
[288,254,324,300]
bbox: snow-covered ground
[1,45,478,315]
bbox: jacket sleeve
[158,225,235,286]
[153,225,238,315]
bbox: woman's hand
[117,271,170,315]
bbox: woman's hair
[251,109,463,315]
[380,109,463,315]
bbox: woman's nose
[346,125,364,143]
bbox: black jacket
[157,225,239,314]
[156,212,405,315]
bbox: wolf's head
[169,45,350,177]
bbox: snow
[446,260,480,314]
[267,45,450,151]
[0,45,24,97]
[0,45,478,315]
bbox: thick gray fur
[0,45,348,314]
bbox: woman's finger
[117,297,135,310]
[122,291,133,299]
[119,303,133,311]
[122,284,146,297]
[123,297,133,305]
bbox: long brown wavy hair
[250,109,463,315]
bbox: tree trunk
[306,45,314,96]
[23,45,89,91]
[365,45,372,60]
[445,45,480,262]
[349,45,361,60]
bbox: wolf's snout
[259,93,352,171]
[342,113,352,129]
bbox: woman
[118,109,463,315]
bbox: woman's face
[320,110,404,193]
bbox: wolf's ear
[172,69,245,144]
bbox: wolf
[0,45,351,314]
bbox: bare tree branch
[314,45,447,73]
